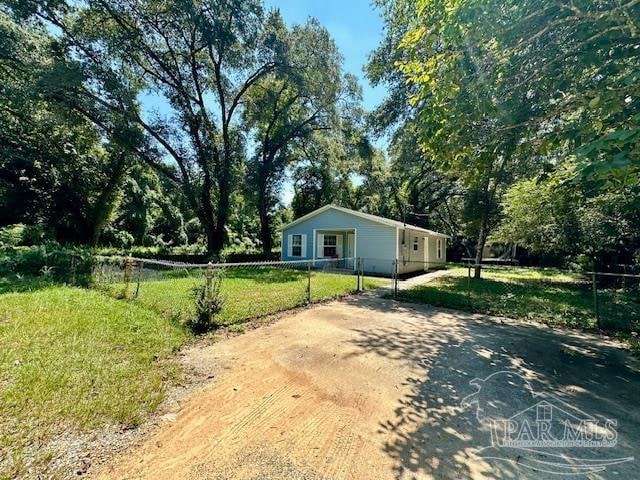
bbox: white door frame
[312,228,357,270]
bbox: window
[413,236,419,251]
[323,234,337,257]
[437,239,442,259]
[291,234,302,257]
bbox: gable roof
[281,204,450,238]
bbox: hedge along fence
[0,245,95,286]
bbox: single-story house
[280,204,449,275]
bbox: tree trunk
[257,181,272,255]
[212,162,231,256]
[90,154,129,246]
[474,214,489,279]
[257,158,273,255]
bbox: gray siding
[281,209,397,274]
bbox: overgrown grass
[0,282,187,479]
[104,267,386,325]
[397,267,640,334]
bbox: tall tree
[0,10,142,245]
[15,0,295,254]
[243,17,361,253]
[368,0,640,274]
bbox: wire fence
[391,262,639,335]
[93,256,390,328]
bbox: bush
[187,269,225,334]
[0,245,95,285]
[0,224,53,247]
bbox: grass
[103,267,387,325]
[0,267,384,477]
[397,267,640,333]
[0,278,187,479]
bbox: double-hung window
[323,234,337,257]
[291,234,302,257]
[437,239,442,259]
[413,236,419,251]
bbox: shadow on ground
[342,294,640,479]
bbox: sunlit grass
[397,267,640,333]
[0,284,187,479]
[103,267,387,325]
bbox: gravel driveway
[93,293,640,479]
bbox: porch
[313,229,356,270]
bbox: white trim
[312,228,317,262]
[280,204,450,238]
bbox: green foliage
[188,270,225,334]
[242,16,362,252]
[0,224,25,246]
[493,176,640,265]
[0,245,95,285]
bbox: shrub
[0,224,53,247]
[187,269,225,334]
[0,224,25,247]
[0,245,95,285]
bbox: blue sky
[141,0,387,204]
[264,0,386,113]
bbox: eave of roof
[280,204,450,238]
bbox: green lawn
[0,278,187,479]
[103,267,386,325]
[0,268,384,478]
[397,267,640,333]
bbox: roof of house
[280,204,450,238]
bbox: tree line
[1,0,639,271]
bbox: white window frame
[413,236,419,251]
[437,238,442,259]
[291,234,302,257]
[323,234,338,257]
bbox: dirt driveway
[94,294,640,479]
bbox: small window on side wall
[291,234,302,257]
[437,238,442,259]
[413,236,419,251]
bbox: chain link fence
[93,256,389,328]
[391,261,639,336]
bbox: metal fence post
[123,256,134,298]
[356,257,361,292]
[467,262,472,305]
[307,260,312,303]
[393,259,399,297]
[592,272,601,330]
